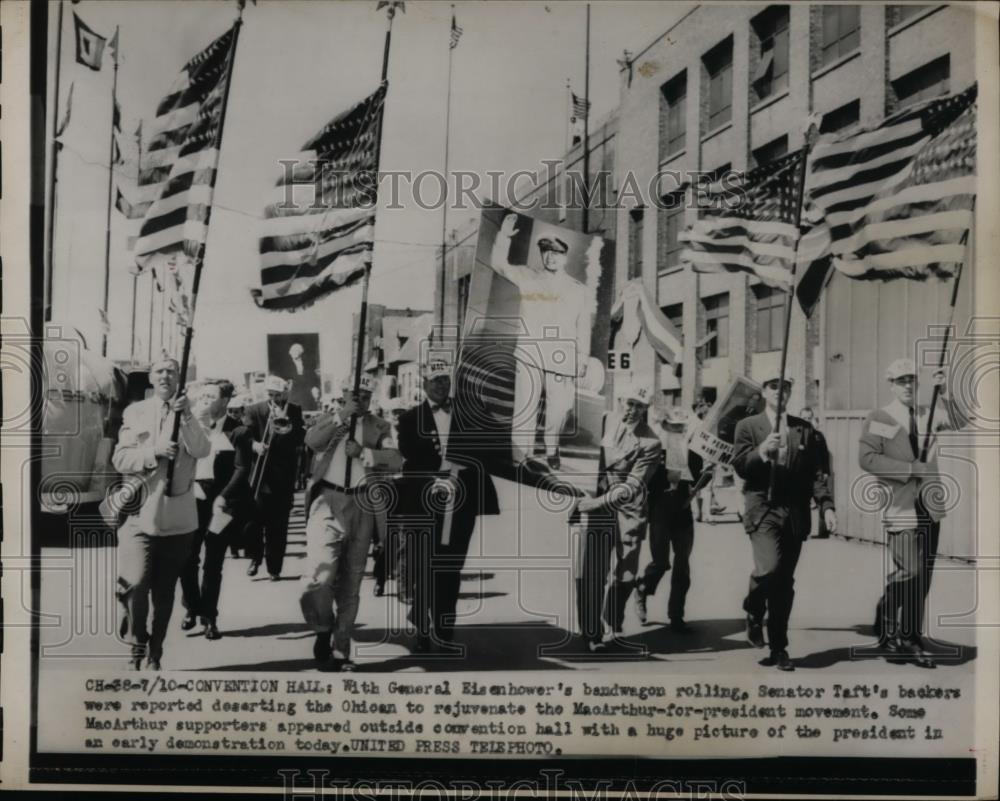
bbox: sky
[49,0,690,384]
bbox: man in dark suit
[392,354,500,652]
[179,380,253,639]
[732,372,836,671]
[243,375,305,579]
[285,342,321,412]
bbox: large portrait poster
[450,202,616,494]
[266,332,321,411]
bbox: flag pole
[768,129,817,501]
[345,0,399,487]
[581,2,591,234]
[438,5,455,335]
[101,27,120,357]
[919,198,974,462]
[45,0,66,323]
[165,6,245,492]
[130,125,144,363]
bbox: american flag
[571,92,590,119]
[679,150,805,289]
[251,85,385,311]
[611,280,682,366]
[795,84,977,316]
[450,14,463,49]
[133,25,238,274]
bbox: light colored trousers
[299,486,375,657]
[512,360,575,460]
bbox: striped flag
[73,12,106,71]
[450,14,463,49]
[571,92,590,119]
[610,279,682,366]
[795,84,977,316]
[679,149,805,289]
[251,85,386,311]
[115,187,139,219]
[133,24,238,274]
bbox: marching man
[299,373,400,671]
[859,358,954,669]
[572,380,662,652]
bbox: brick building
[614,3,977,554]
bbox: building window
[703,293,729,358]
[663,389,682,407]
[820,99,860,134]
[752,134,788,167]
[891,55,950,111]
[628,208,644,279]
[892,4,932,26]
[660,71,687,159]
[820,5,860,67]
[659,201,685,273]
[754,286,787,352]
[457,274,471,334]
[703,37,733,131]
[661,302,684,337]
[751,6,790,101]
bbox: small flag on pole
[679,150,806,289]
[133,25,238,273]
[108,28,120,63]
[73,12,107,71]
[450,14,463,49]
[116,187,144,219]
[795,84,977,315]
[56,82,74,138]
[112,135,124,165]
[252,85,386,310]
[571,92,590,119]
[113,99,122,131]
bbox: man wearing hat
[111,354,210,669]
[392,353,500,651]
[572,380,662,651]
[859,359,954,668]
[299,372,401,670]
[372,397,408,597]
[491,213,599,468]
[636,406,705,632]
[243,375,305,579]
[732,372,836,671]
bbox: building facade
[614,3,977,554]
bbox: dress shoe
[670,618,693,634]
[373,583,385,597]
[546,453,561,470]
[128,648,145,671]
[313,632,332,665]
[247,561,261,577]
[760,649,794,671]
[269,573,281,581]
[204,621,222,641]
[899,639,936,669]
[340,660,357,672]
[147,657,162,671]
[587,639,608,653]
[180,613,198,631]
[634,591,648,625]
[746,614,766,648]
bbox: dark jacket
[732,411,833,539]
[393,400,500,520]
[243,400,305,499]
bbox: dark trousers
[404,509,476,642]
[373,526,398,590]
[879,521,940,642]
[179,497,233,622]
[247,494,292,575]
[575,514,615,645]
[743,513,803,652]
[641,489,695,622]
[117,526,193,661]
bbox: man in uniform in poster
[490,213,602,469]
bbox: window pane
[774,29,789,77]
[841,28,859,55]
[757,307,769,350]
[771,301,784,347]
[842,5,860,32]
[822,6,838,46]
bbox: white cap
[423,352,454,380]
[886,358,917,381]
[264,375,287,393]
[341,373,376,394]
[617,380,653,406]
[228,393,251,410]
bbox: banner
[688,376,765,465]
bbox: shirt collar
[885,398,917,429]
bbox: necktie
[908,407,920,458]
[431,400,452,413]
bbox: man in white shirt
[299,373,400,670]
[112,355,210,670]
[859,358,954,668]
[491,213,599,468]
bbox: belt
[317,479,364,496]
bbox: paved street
[38,477,978,676]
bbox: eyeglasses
[763,381,791,391]
[891,376,916,386]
